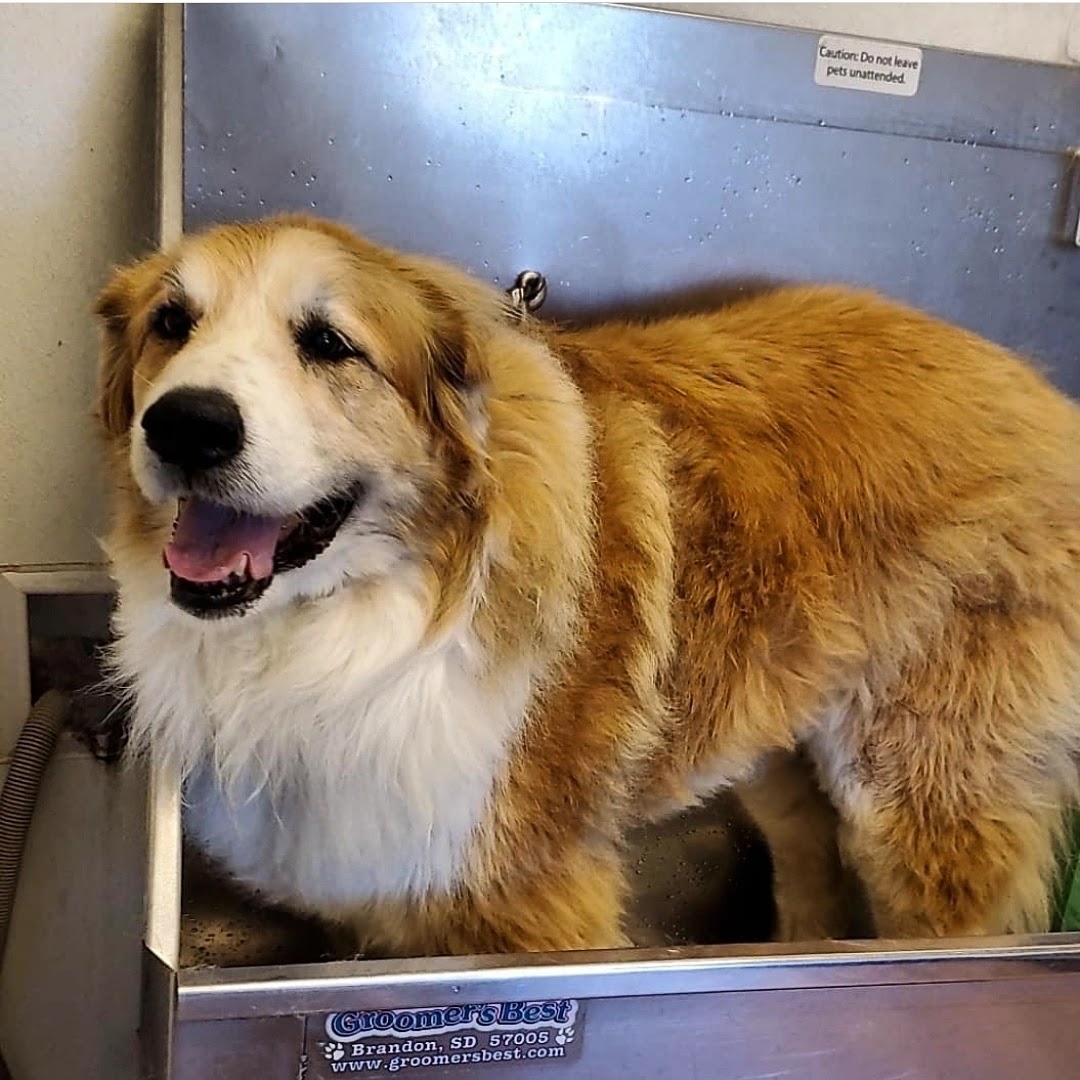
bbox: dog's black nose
[141,387,245,471]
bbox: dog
[95,214,1080,955]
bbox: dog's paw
[773,891,848,942]
[554,1026,576,1046]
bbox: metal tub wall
[167,943,1080,1079]
[145,4,1080,1077]
[185,3,1080,390]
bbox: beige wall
[0,4,1076,572]
[0,4,157,569]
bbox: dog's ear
[410,277,488,435]
[93,256,162,439]
[430,317,472,396]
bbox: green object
[1053,809,1080,933]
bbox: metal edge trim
[140,944,177,1080]
[141,2,185,978]
[0,569,113,595]
[158,2,184,246]
[144,764,182,972]
[176,934,1080,1021]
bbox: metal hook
[506,270,548,319]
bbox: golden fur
[97,215,1080,953]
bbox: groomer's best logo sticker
[304,999,583,1075]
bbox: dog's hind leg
[810,609,1080,938]
[736,750,857,941]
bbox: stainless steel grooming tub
[14,4,1080,1077]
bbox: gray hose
[0,690,70,1080]
[0,690,70,962]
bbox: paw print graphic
[554,1026,576,1046]
[320,1041,347,1061]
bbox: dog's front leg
[343,845,633,958]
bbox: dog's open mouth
[164,489,360,617]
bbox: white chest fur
[113,571,527,910]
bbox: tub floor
[179,793,778,969]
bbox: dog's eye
[151,302,194,343]
[297,321,363,364]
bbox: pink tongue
[165,498,285,583]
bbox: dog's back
[555,286,1080,936]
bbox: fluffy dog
[96,214,1080,954]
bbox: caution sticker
[815,34,923,97]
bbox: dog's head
[96,216,504,619]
